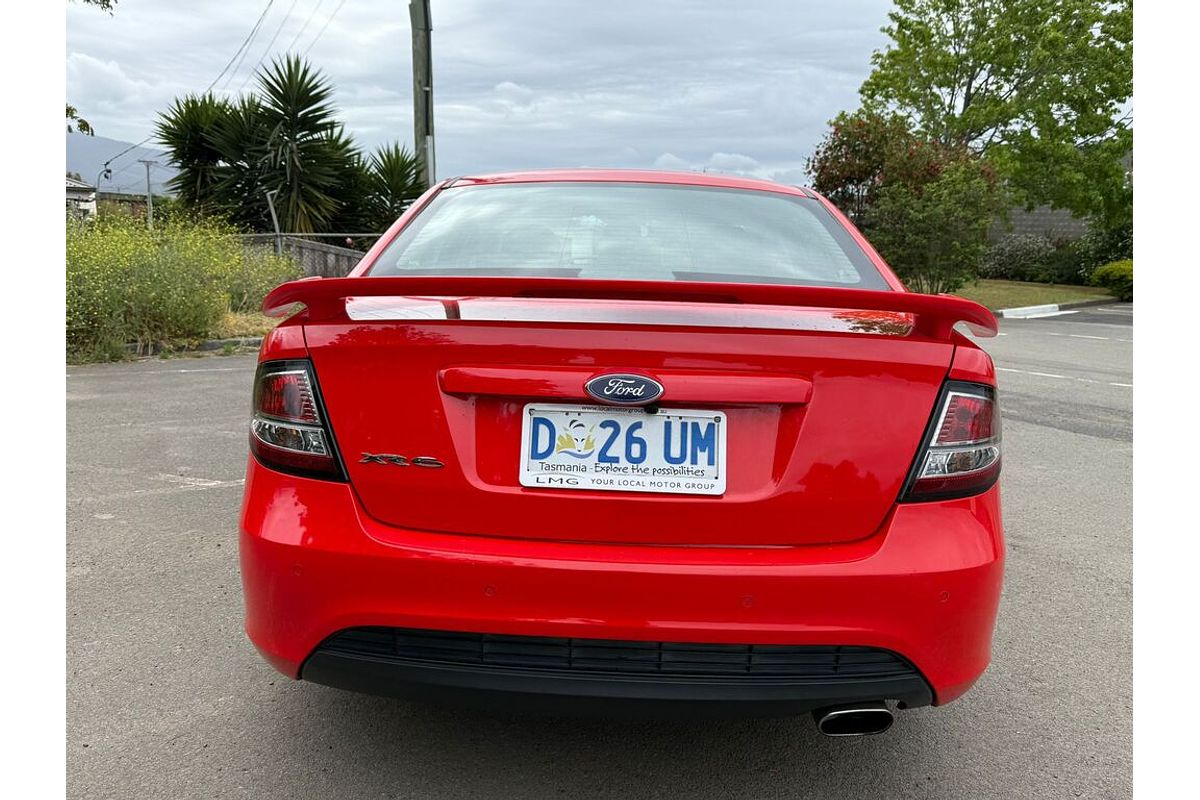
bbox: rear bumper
[239,457,1004,708]
[301,631,933,718]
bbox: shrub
[1090,259,1132,301]
[866,158,1006,295]
[222,244,301,313]
[980,234,1055,281]
[66,215,301,360]
[1073,221,1133,283]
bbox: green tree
[806,110,911,224]
[155,93,231,212]
[326,152,376,236]
[366,143,425,230]
[324,144,423,244]
[806,109,954,225]
[860,0,1131,224]
[156,55,423,237]
[254,55,353,233]
[207,95,274,230]
[66,104,94,135]
[866,156,1006,294]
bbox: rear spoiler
[262,276,997,339]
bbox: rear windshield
[367,182,889,289]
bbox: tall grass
[66,215,300,361]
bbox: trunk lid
[299,300,976,547]
[267,276,995,546]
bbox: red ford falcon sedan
[239,169,1003,736]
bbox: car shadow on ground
[271,684,960,799]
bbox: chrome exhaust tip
[813,702,894,736]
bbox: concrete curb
[123,336,264,356]
[995,297,1116,318]
[194,336,264,352]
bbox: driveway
[66,305,1132,799]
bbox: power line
[237,0,302,93]
[287,0,326,52]
[220,1,279,92]
[213,0,276,93]
[305,0,349,54]
[95,1,277,174]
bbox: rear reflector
[250,360,344,480]
[902,382,1000,502]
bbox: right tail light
[901,381,1000,502]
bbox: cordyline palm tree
[255,54,352,234]
[156,55,423,237]
[367,143,425,230]
[155,93,230,213]
[207,95,274,230]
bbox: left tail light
[901,381,1000,502]
[250,360,345,480]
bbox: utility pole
[410,0,435,188]
[137,159,157,228]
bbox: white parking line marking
[996,366,1132,389]
[65,367,244,378]
[996,329,1131,343]
[76,477,246,504]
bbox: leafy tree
[806,111,912,224]
[155,93,231,212]
[865,156,1006,294]
[66,104,94,135]
[807,109,955,225]
[860,0,1132,224]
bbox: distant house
[66,176,97,219]
[989,150,1132,243]
[991,205,1089,243]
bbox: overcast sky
[66,0,893,183]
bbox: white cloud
[66,0,894,180]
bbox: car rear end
[238,172,1004,727]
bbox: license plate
[519,403,727,495]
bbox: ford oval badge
[585,374,664,406]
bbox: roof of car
[449,168,813,197]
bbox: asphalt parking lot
[66,304,1131,799]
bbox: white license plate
[519,403,727,495]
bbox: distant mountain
[66,131,178,196]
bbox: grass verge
[953,279,1114,310]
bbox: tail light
[901,381,1000,502]
[250,360,345,480]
